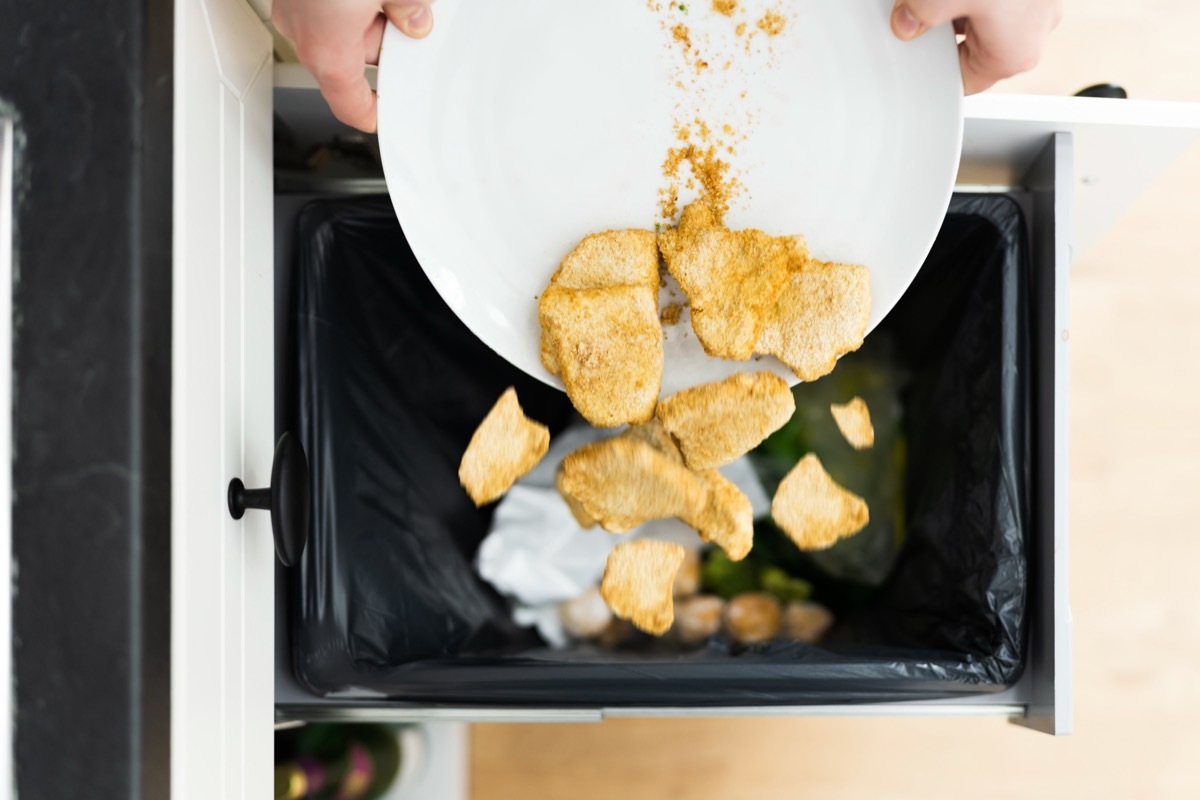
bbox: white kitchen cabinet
[173,0,275,797]
[173,0,1200,794]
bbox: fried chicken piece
[550,229,660,290]
[555,465,597,529]
[771,454,869,551]
[557,437,707,534]
[538,284,662,427]
[540,230,662,407]
[656,371,796,470]
[457,388,551,506]
[600,540,687,636]
[619,418,684,464]
[830,397,875,449]
[756,258,871,382]
[658,202,800,359]
[683,469,754,561]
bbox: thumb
[891,0,962,41]
[384,1,435,40]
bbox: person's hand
[274,0,435,133]
[890,0,1063,95]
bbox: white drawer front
[174,0,274,796]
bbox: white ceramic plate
[378,0,962,396]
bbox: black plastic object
[229,432,311,568]
[289,195,1030,705]
[1075,82,1128,99]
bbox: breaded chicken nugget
[600,539,687,636]
[830,397,875,449]
[656,372,796,470]
[619,418,684,464]
[558,437,707,534]
[684,470,753,561]
[458,388,551,506]
[658,202,799,359]
[538,284,662,427]
[771,454,869,551]
[555,465,597,529]
[756,259,871,382]
[539,229,662,400]
[550,229,660,290]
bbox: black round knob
[227,433,310,567]
[1075,83,1128,99]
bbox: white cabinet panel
[173,0,274,797]
[962,94,1200,255]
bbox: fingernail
[892,4,925,39]
[387,1,433,37]
[402,6,432,37]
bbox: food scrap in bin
[656,371,795,470]
[457,387,550,506]
[460,0,881,641]
[557,437,707,535]
[685,469,753,561]
[601,540,688,636]
[771,454,870,551]
[830,396,875,450]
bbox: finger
[957,9,1054,95]
[958,41,999,95]
[891,0,973,40]
[365,14,387,66]
[302,45,378,132]
[383,1,435,40]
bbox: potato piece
[558,438,707,534]
[600,540,687,636]
[830,397,875,449]
[683,470,753,561]
[538,285,662,427]
[550,229,660,290]
[673,548,701,597]
[656,372,796,470]
[723,592,781,644]
[674,595,725,645]
[658,202,799,359]
[756,258,871,382]
[457,388,550,506]
[783,601,835,643]
[619,418,684,464]
[771,454,869,551]
[559,587,614,639]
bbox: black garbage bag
[289,194,1029,705]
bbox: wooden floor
[472,2,1200,797]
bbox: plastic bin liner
[289,194,1029,705]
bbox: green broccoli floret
[701,551,757,599]
[759,566,813,603]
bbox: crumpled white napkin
[476,423,770,646]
